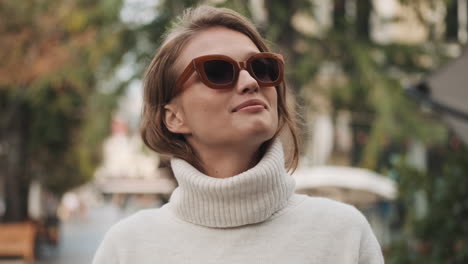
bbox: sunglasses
[175,52,284,92]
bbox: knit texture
[93,140,384,264]
[170,140,295,227]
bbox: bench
[0,222,36,262]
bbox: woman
[93,5,384,264]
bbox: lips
[232,99,267,112]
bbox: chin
[241,126,276,145]
[228,117,278,144]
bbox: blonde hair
[140,5,300,172]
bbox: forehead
[176,27,261,71]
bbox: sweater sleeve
[92,227,120,264]
[356,210,384,264]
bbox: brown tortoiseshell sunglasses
[175,52,284,92]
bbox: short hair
[140,5,300,172]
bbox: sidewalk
[38,204,123,264]
[0,204,124,264]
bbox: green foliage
[389,141,468,263]
[0,0,134,199]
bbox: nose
[236,69,259,94]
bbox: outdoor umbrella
[406,46,468,145]
[292,166,397,207]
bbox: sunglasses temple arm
[175,62,196,92]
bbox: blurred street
[0,195,162,264]
[36,204,123,264]
[26,204,125,264]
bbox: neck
[191,142,264,178]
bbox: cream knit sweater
[93,141,384,264]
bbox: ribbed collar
[168,140,296,228]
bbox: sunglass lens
[251,58,280,83]
[204,60,234,85]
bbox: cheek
[181,92,228,128]
[269,88,279,116]
[272,92,281,130]
[187,102,216,121]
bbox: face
[164,27,279,151]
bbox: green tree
[390,138,468,263]
[0,0,134,221]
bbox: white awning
[292,166,397,206]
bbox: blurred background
[1,0,467,263]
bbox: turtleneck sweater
[169,140,295,228]
[93,140,384,264]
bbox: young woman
[93,6,384,264]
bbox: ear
[164,103,191,134]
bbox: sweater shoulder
[93,207,169,264]
[287,194,370,230]
[297,195,384,263]
[300,195,361,216]
[103,205,170,241]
